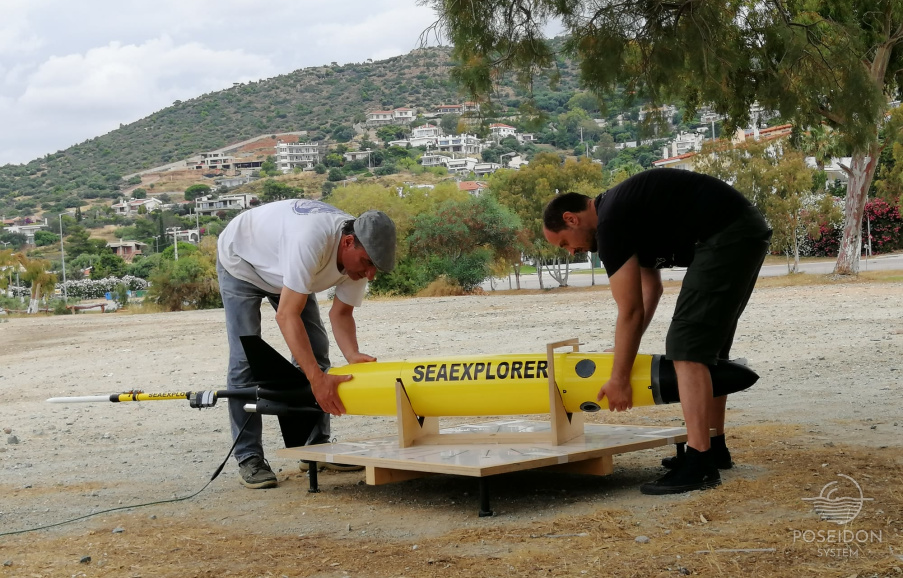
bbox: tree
[260,179,303,203]
[331,125,355,142]
[428,0,903,274]
[489,154,605,288]
[33,230,59,247]
[64,226,97,258]
[329,181,470,264]
[439,114,460,135]
[0,232,27,251]
[592,133,618,166]
[148,237,222,311]
[375,125,408,143]
[0,249,18,295]
[695,138,841,272]
[184,184,211,201]
[259,155,279,176]
[872,107,903,204]
[408,195,522,291]
[19,255,56,313]
[90,253,128,279]
[132,188,148,199]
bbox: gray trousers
[217,259,330,464]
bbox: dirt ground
[1,280,901,577]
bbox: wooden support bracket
[546,338,585,445]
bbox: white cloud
[0,1,443,165]
[2,36,275,163]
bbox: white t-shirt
[217,199,368,307]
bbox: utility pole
[152,235,160,253]
[1,241,10,297]
[168,227,181,260]
[59,213,67,301]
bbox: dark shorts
[666,206,772,365]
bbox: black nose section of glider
[650,355,759,404]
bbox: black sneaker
[238,455,277,489]
[642,447,722,495]
[662,442,733,470]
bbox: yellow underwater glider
[48,336,758,417]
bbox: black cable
[0,414,252,537]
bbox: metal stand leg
[308,461,320,493]
[478,478,493,517]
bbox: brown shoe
[238,456,277,489]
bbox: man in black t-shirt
[543,169,772,495]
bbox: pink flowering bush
[806,198,902,256]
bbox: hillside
[0,45,589,218]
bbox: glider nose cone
[651,356,759,405]
[710,360,759,396]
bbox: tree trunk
[513,264,521,290]
[536,259,545,290]
[834,151,879,275]
[544,257,571,287]
[792,230,800,274]
[27,283,41,314]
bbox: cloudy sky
[0,0,448,166]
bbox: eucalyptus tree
[424,0,903,274]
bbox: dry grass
[754,269,903,288]
[416,276,466,297]
[2,424,898,577]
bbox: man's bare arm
[639,266,663,334]
[598,255,645,411]
[274,286,349,415]
[329,298,376,364]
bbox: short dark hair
[543,192,593,232]
[341,219,363,248]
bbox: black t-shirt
[595,169,751,276]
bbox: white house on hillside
[186,152,233,171]
[663,131,705,158]
[436,134,483,155]
[366,108,416,126]
[3,219,47,245]
[412,124,442,139]
[490,123,517,139]
[195,194,257,216]
[112,197,163,216]
[276,141,324,172]
[107,240,148,262]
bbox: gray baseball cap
[353,210,397,272]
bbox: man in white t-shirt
[216,199,396,489]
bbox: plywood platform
[279,420,687,482]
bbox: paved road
[482,253,903,291]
